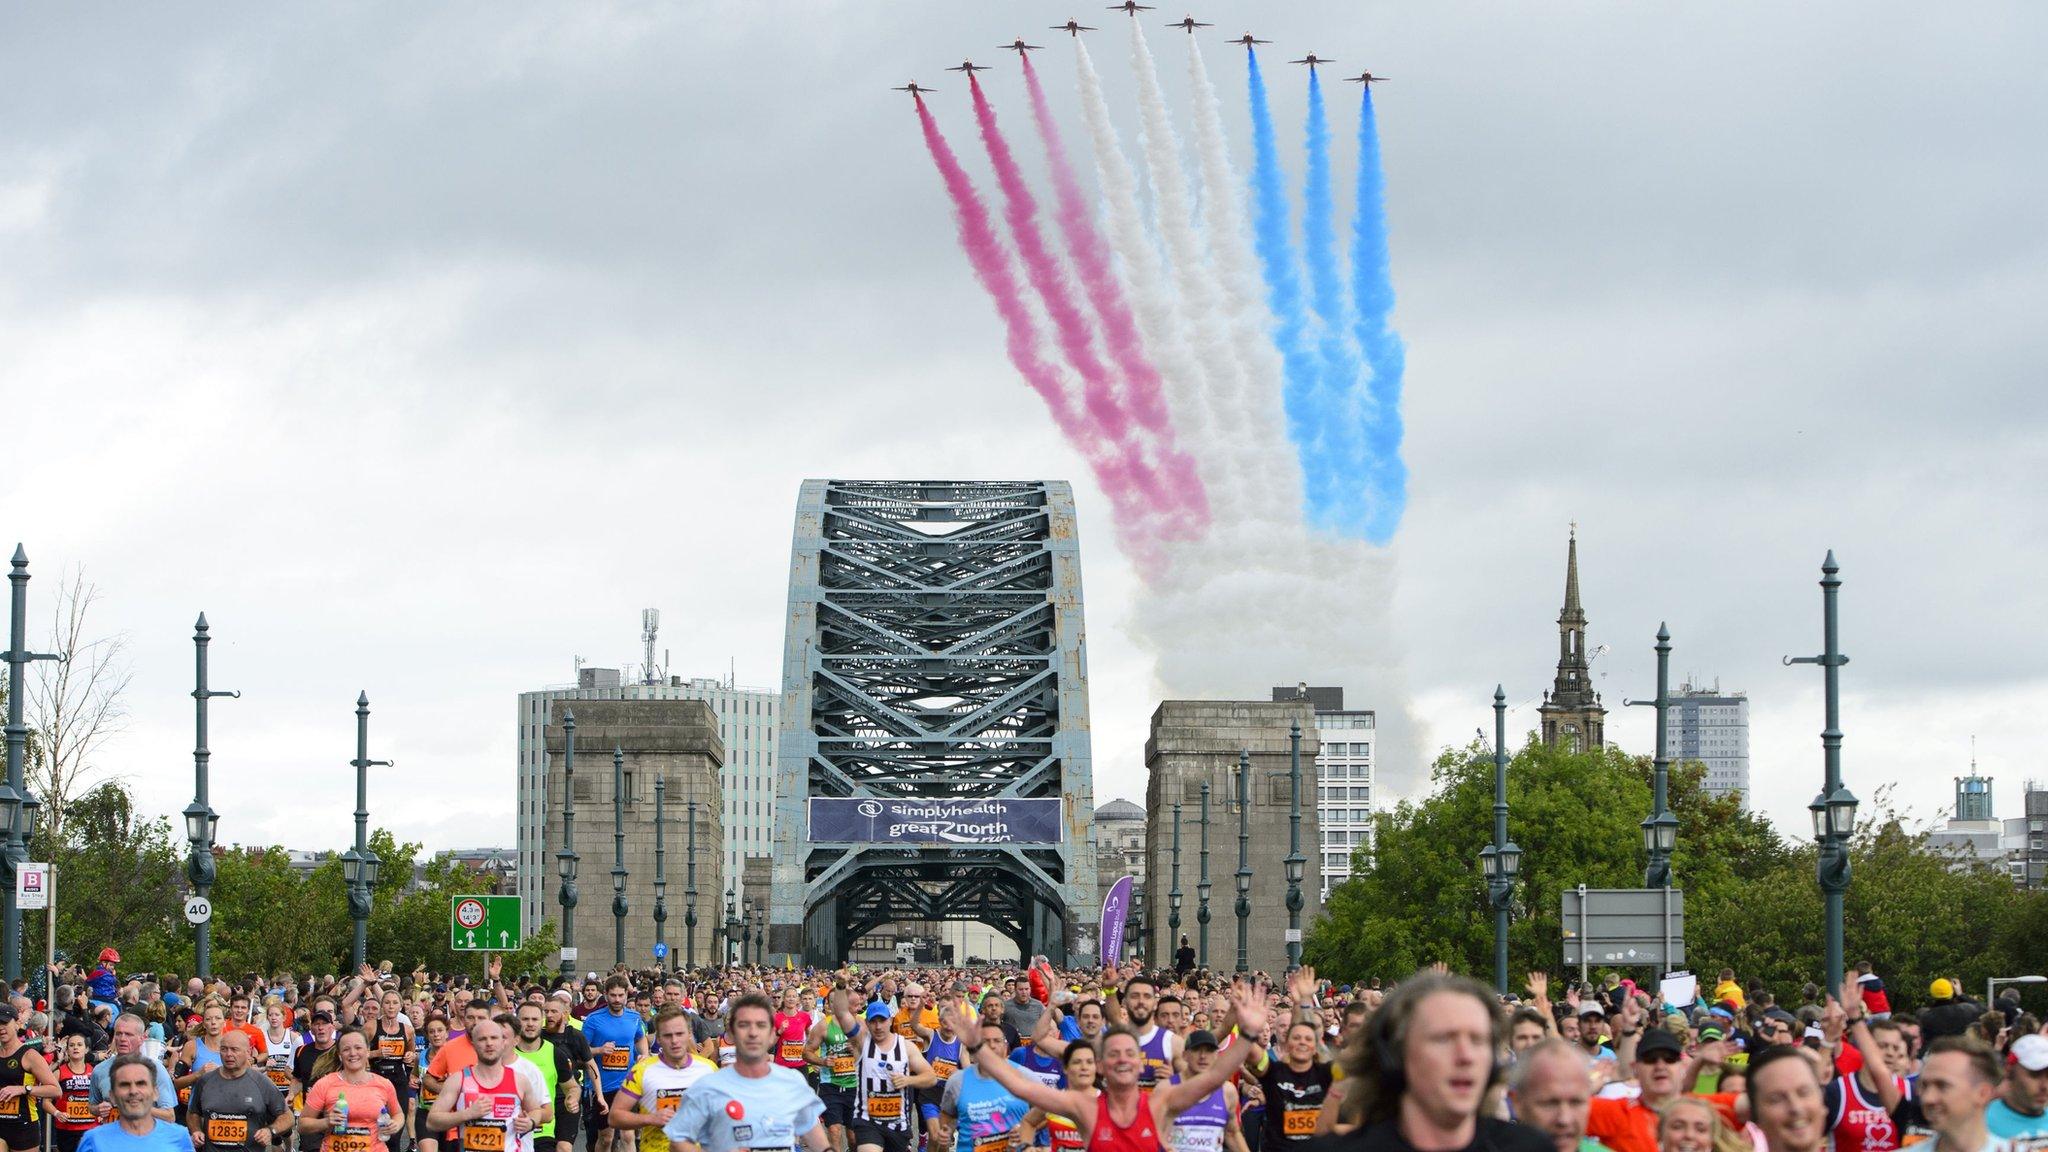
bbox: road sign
[652,942,668,959]
[184,896,212,925]
[1561,886,1685,974]
[15,865,47,911]
[450,894,521,952]
[559,947,578,964]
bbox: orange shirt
[1587,1094,1739,1152]
[426,1035,478,1083]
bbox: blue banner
[807,797,1064,845]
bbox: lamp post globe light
[1786,552,1855,991]
[556,709,580,977]
[1625,624,1679,889]
[1284,721,1306,970]
[1195,783,1212,969]
[1233,749,1252,974]
[348,692,392,971]
[1480,686,1522,994]
[186,613,238,980]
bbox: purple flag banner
[1100,874,1134,967]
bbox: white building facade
[1663,681,1750,807]
[1272,686,1376,897]
[515,668,778,937]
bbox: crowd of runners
[8,946,2046,1152]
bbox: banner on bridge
[807,797,1064,845]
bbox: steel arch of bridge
[768,480,1098,965]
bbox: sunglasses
[1638,1051,1684,1065]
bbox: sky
[3,2,2044,860]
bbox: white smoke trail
[1120,20,1261,515]
[1115,29,1426,796]
[1181,36,1305,519]
[1071,40,1236,519]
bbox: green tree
[41,781,184,972]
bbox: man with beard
[1107,976,1177,1091]
[425,1019,549,1152]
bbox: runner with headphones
[1323,969,1550,1152]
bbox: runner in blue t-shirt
[583,978,649,1152]
[81,1055,195,1152]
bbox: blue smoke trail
[1350,83,1407,544]
[1245,49,1331,527]
[1301,68,1371,538]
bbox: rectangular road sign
[1561,886,1685,969]
[15,864,47,911]
[450,894,521,952]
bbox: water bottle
[334,1091,350,1137]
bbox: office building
[1271,686,1375,898]
[516,658,777,943]
[1663,680,1752,807]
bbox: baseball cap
[1636,1029,1684,1060]
[1186,1030,1220,1051]
[1576,1002,1606,1017]
[1930,978,1955,1000]
[2010,1034,2048,1073]
[1697,1025,1726,1043]
[864,1002,892,1020]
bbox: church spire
[1540,522,1606,751]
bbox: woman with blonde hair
[1657,1095,1752,1152]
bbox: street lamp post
[1480,686,1523,994]
[752,908,765,966]
[1234,749,1252,974]
[2,548,58,983]
[685,800,698,969]
[653,776,668,972]
[1131,882,1146,966]
[347,692,393,971]
[1625,624,1679,888]
[187,614,238,980]
[1167,802,1182,967]
[1195,783,1212,969]
[741,898,754,966]
[611,746,628,969]
[1787,552,1856,992]
[725,887,740,966]
[1285,720,1306,971]
[556,710,579,977]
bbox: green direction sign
[450,894,521,952]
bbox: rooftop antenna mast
[641,609,662,685]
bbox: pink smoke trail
[913,97,1164,571]
[968,76,1197,541]
[1017,57,1210,537]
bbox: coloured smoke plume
[1351,78,1408,544]
[912,96,1174,573]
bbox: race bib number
[0,1095,21,1118]
[63,1098,93,1122]
[208,1116,253,1145]
[601,1049,631,1070]
[829,1055,856,1077]
[329,1127,373,1152]
[463,1121,510,1152]
[653,1090,685,1120]
[930,1060,958,1080]
[380,1037,407,1060]
[778,1041,805,1063]
[267,1069,293,1089]
[867,1093,903,1121]
[975,1136,1014,1152]
[1282,1108,1318,1137]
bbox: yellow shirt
[619,1054,717,1152]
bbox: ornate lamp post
[725,887,740,966]
[653,776,669,971]
[740,898,754,966]
[1626,625,1679,888]
[346,692,392,970]
[1786,552,1856,991]
[1479,686,1523,994]
[2,548,57,982]
[1167,802,1183,965]
[685,799,699,968]
[1131,882,1146,965]
[611,746,628,969]
[1284,720,1306,970]
[556,710,579,977]
[1195,782,1212,969]
[187,614,237,979]
[752,908,765,966]
[1233,749,1252,974]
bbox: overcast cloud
[4,2,2044,858]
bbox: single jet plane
[1229,31,1271,46]
[1289,53,1332,70]
[1168,15,1213,32]
[1051,19,1098,36]
[946,60,992,74]
[1343,71,1388,85]
[1000,38,1044,54]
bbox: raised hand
[1615,993,1644,1034]
[1288,966,1319,1006]
[1526,972,1549,1001]
[1229,976,1271,1039]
